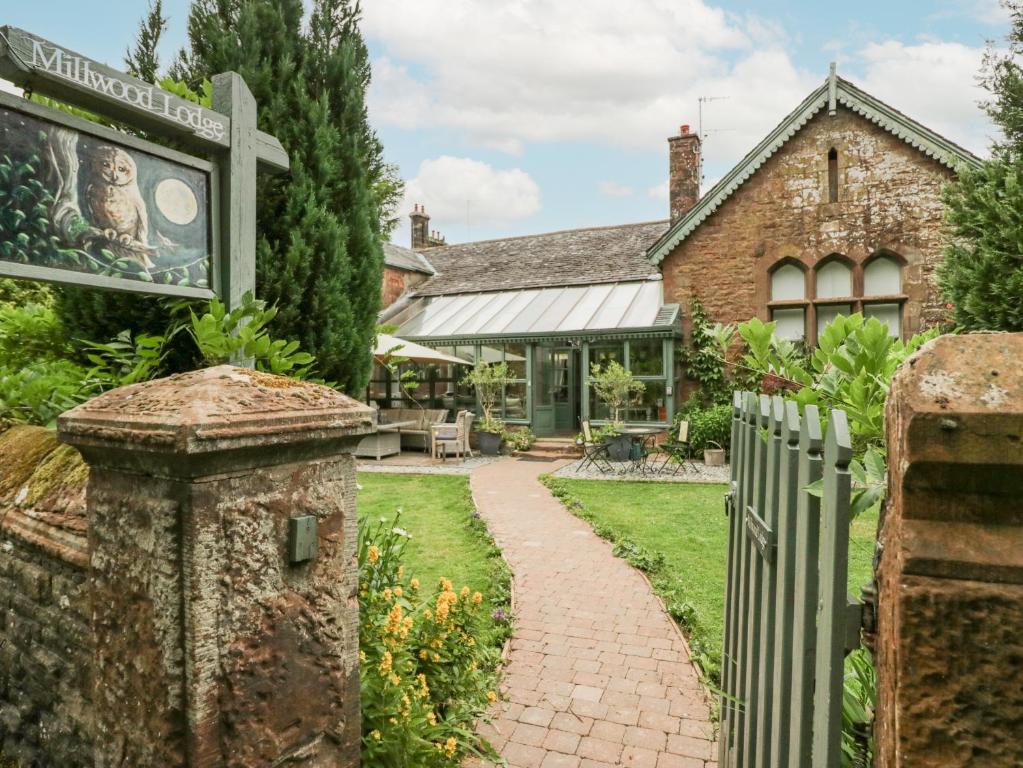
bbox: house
[376,66,980,436]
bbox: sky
[3,0,1009,246]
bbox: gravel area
[356,455,501,476]
[551,457,730,483]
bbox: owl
[84,146,152,265]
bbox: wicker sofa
[378,408,448,451]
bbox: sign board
[745,505,775,564]
[0,95,214,297]
[0,26,288,304]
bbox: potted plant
[462,362,512,455]
[588,361,645,461]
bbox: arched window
[816,259,852,298]
[863,255,904,337]
[769,262,807,340]
[864,255,902,295]
[827,148,838,203]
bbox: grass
[541,476,879,684]
[357,472,511,624]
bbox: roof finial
[828,62,837,116]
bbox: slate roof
[647,71,983,265]
[409,220,668,297]
[383,242,434,274]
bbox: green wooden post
[731,392,758,767]
[787,405,823,768]
[811,409,853,766]
[719,391,745,766]
[752,395,784,767]
[768,399,802,768]
[739,394,771,764]
[212,72,258,312]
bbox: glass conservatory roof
[386,280,679,340]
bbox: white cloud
[853,40,993,154]
[598,181,634,198]
[363,0,813,170]
[392,156,541,244]
[647,180,669,201]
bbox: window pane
[503,381,528,420]
[628,339,664,376]
[622,381,667,423]
[504,343,527,379]
[771,307,805,340]
[865,303,902,337]
[771,264,805,301]
[816,260,852,298]
[864,256,902,296]
[478,344,503,364]
[589,343,624,367]
[816,304,852,336]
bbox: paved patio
[470,457,717,768]
[356,450,501,475]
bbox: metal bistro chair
[578,420,613,474]
[654,420,697,475]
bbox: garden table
[354,420,417,460]
[615,426,666,475]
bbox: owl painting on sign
[83,145,154,267]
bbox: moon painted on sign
[154,178,198,226]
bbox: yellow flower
[378,651,393,676]
[398,565,405,579]
[427,711,437,725]
[410,578,420,590]
[439,577,453,592]
[460,586,470,599]
[385,603,403,635]
[367,545,380,564]
[445,736,457,757]
[389,673,401,686]
[371,730,381,741]
[487,690,497,703]
[389,717,398,725]
[359,650,367,663]
[419,649,429,660]
[383,588,393,601]
[432,652,440,662]
[394,586,403,598]
[472,591,483,605]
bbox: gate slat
[768,399,802,768]
[752,396,784,767]
[730,392,759,768]
[719,392,744,767]
[811,409,854,766]
[739,395,771,764]
[787,404,823,768]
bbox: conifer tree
[125,0,167,82]
[174,0,393,391]
[939,2,1023,331]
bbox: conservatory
[373,278,681,437]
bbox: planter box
[704,448,726,466]
[477,430,503,456]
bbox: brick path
[470,457,717,768]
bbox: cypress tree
[173,0,389,392]
[938,2,1023,331]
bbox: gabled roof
[383,242,435,275]
[647,71,984,265]
[410,220,667,296]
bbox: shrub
[462,362,511,430]
[502,426,536,452]
[359,513,504,767]
[675,403,732,457]
[589,360,645,425]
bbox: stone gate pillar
[58,365,373,767]
[876,333,1023,766]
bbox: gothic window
[769,262,807,340]
[827,148,839,203]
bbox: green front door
[533,346,576,436]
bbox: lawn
[542,477,879,682]
[357,473,510,611]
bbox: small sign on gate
[745,505,775,563]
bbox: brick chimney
[410,203,430,249]
[668,124,701,223]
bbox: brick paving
[470,457,717,768]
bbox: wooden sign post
[0,26,287,309]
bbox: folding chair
[655,420,698,475]
[578,420,613,473]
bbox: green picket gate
[718,392,862,768]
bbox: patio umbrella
[374,333,471,365]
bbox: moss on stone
[0,425,88,511]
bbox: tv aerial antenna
[697,95,733,183]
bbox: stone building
[382,241,434,308]
[649,68,980,344]
[378,67,979,433]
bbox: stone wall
[876,333,1023,766]
[0,426,91,767]
[660,107,955,348]
[382,264,428,308]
